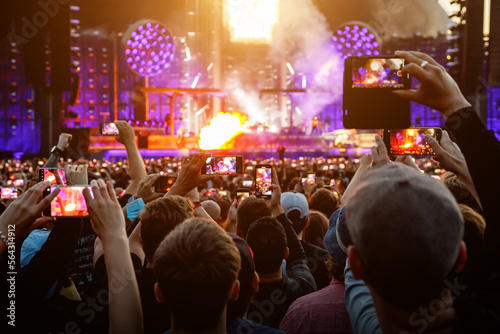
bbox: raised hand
[56,133,73,151]
[371,135,390,167]
[114,121,136,146]
[168,153,215,196]
[64,164,89,185]
[393,51,471,118]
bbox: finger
[438,131,456,152]
[395,50,437,68]
[64,165,70,176]
[97,178,109,200]
[77,165,84,173]
[70,165,78,173]
[82,187,94,205]
[200,175,216,183]
[146,173,161,186]
[375,135,388,156]
[399,63,430,84]
[425,134,444,156]
[393,89,421,102]
[406,51,441,67]
[272,168,278,186]
[27,181,50,203]
[90,179,102,201]
[37,186,60,211]
[106,181,116,200]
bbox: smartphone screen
[155,176,176,193]
[307,173,315,185]
[1,188,18,199]
[301,178,307,186]
[242,180,253,187]
[219,190,228,197]
[204,156,243,175]
[49,186,92,217]
[352,57,406,89]
[255,165,272,198]
[100,122,119,136]
[387,128,442,155]
[236,191,250,205]
[40,168,67,185]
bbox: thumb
[393,89,419,101]
[32,216,56,230]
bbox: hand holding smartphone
[155,176,176,193]
[39,168,67,185]
[236,188,251,205]
[44,186,92,217]
[202,156,243,175]
[1,188,18,199]
[100,122,119,136]
[384,128,442,156]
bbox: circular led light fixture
[124,20,175,77]
[332,21,382,59]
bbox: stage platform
[90,147,372,161]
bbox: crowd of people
[1,51,500,334]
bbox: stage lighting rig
[331,22,382,59]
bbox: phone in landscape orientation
[1,188,18,199]
[236,188,251,205]
[242,180,253,188]
[384,128,442,156]
[343,56,411,129]
[13,179,24,187]
[255,164,273,199]
[307,172,316,185]
[44,186,92,217]
[39,168,67,185]
[155,176,176,193]
[219,190,228,197]
[204,189,216,198]
[99,122,119,136]
[202,156,243,175]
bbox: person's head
[215,198,231,225]
[458,204,485,285]
[226,233,259,320]
[325,256,345,281]
[347,163,465,310]
[236,197,271,239]
[441,172,482,213]
[303,210,329,249]
[139,196,194,263]
[308,189,340,219]
[153,218,241,332]
[246,217,288,275]
[281,192,309,235]
[201,200,221,222]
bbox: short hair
[303,210,329,249]
[201,200,221,222]
[459,204,485,261]
[442,172,482,214]
[139,196,194,263]
[286,210,308,235]
[347,163,463,309]
[325,256,344,281]
[215,198,231,223]
[153,218,241,331]
[246,217,287,275]
[236,197,271,239]
[309,189,340,219]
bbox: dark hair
[309,189,339,219]
[153,218,240,332]
[325,256,344,281]
[458,204,485,285]
[303,210,329,249]
[246,217,287,275]
[139,196,193,262]
[442,172,482,214]
[236,197,271,239]
[215,198,231,223]
[286,209,308,235]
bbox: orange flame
[199,112,246,150]
[65,203,76,212]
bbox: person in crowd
[281,192,330,289]
[308,188,340,219]
[201,200,221,222]
[215,197,231,228]
[246,179,316,328]
[302,209,329,249]
[235,196,271,240]
[153,218,241,334]
[442,171,482,214]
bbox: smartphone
[301,177,307,186]
[155,176,176,193]
[39,168,67,185]
[343,56,411,129]
[202,156,243,175]
[384,128,442,156]
[204,189,216,198]
[46,186,92,217]
[307,172,316,185]
[1,188,18,199]
[242,180,253,188]
[236,188,251,205]
[99,122,119,136]
[219,190,228,197]
[255,164,272,199]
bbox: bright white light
[286,62,295,75]
[295,106,302,115]
[191,73,201,88]
[301,75,307,88]
[484,0,491,35]
[224,0,279,44]
[184,46,191,61]
[207,62,213,71]
[195,105,208,116]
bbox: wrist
[101,232,128,248]
[442,100,471,119]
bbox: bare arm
[341,153,373,206]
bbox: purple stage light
[331,22,381,59]
[124,21,175,77]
